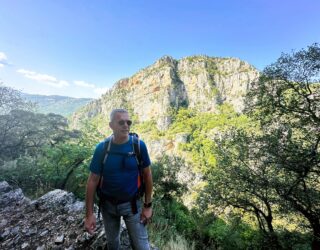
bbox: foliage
[0,110,80,163]
[149,155,204,248]
[277,230,312,250]
[203,215,263,250]
[0,86,92,197]
[149,155,263,250]
[77,119,106,147]
[0,141,92,198]
[201,43,319,249]
[0,84,34,114]
[246,43,320,248]
[86,113,112,136]
[200,128,282,248]
[152,155,188,201]
[167,106,252,171]
[38,143,92,195]
[162,235,195,250]
[133,120,164,140]
[0,156,46,197]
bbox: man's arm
[140,166,153,224]
[143,166,153,204]
[85,172,100,234]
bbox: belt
[99,193,139,214]
[105,196,132,205]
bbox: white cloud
[94,87,110,97]
[17,69,69,88]
[0,52,8,68]
[74,80,95,88]
[0,52,7,61]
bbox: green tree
[152,155,188,201]
[204,44,319,249]
[36,142,92,197]
[0,84,34,115]
[245,43,320,249]
[201,128,281,249]
[0,141,92,198]
[0,110,80,162]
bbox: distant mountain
[71,55,259,131]
[21,93,93,117]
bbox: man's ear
[109,122,113,130]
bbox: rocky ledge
[0,181,156,250]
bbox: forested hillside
[21,93,93,117]
[1,44,319,249]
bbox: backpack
[96,132,145,217]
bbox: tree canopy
[201,43,320,249]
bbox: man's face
[109,112,131,139]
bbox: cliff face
[71,55,259,131]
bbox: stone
[65,246,75,250]
[65,200,84,213]
[40,230,48,237]
[0,187,26,209]
[55,234,64,244]
[69,231,77,239]
[0,181,158,249]
[21,242,29,249]
[36,189,76,211]
[1,229,10,238]
[25,202,37,213]
[66,216,75,223]
[13,235,21,244]
[25,228,37,236]
[11,226,20,235]
[0,218,8,227]
[5,238,14,247]
[0,181,12,193]
[36,245,45,250]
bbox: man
[85,108,153,250]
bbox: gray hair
[110,108,128,122]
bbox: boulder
[0,181,157,250]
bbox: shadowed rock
[0,181,157,250]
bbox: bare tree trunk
[311,222,320,250]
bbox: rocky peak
[0,181,157,250]
[112,78,130,91]
[154,55,177,67]
[71,55,259,132]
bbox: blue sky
[0,0,319,98]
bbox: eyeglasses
[118,120,132,126]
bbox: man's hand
[85,173,100,235]
[85,214,96,235]
[140,207,153,225]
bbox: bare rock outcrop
[0,181,156,250]
[71,55,259,133]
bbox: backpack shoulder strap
[131,133,146,197]
[100,135,113,174]
[97,135,113,220]
[131,134,142,166]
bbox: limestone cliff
[71,55,259,132]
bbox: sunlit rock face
[0,181,158,250]
[71,55,259,132]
